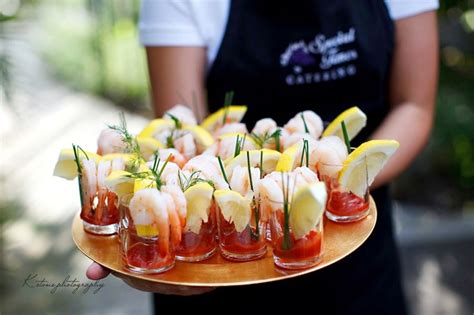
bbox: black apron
[155,1,407,314]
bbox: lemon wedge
[135,225,159,237]
[322,106,367,140]
[136,136,164,160]
[181,125,214,151]
[133,178,157,192]
[214,189,251,233]
[289,182,327,239]
[339,140,399,197]
[184,182,214,234]
[104,170,135,198]
[53,148,101,180]
[101,153,134,163]
[201,106,247,132]
[138,118,174,138]
[276,144,300,172]
[226,149,281,177]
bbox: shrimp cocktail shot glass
[324,140,400,223]
[261,172,327,270]
[119,191,176,274]
[214,151,269,261]
[53,145,123,235]
[174,174,217,262]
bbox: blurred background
[1,0,473,314]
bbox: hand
[86,262,215,296]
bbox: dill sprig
[281,173,292,250]
[217,156,231,189]
[108,112,140,155]
[250,128,282,150]
[222,90,234,125]
[125,153,172,190]
[166,131,175,148]
[166,113,182,129]
[233,134,246,157]
[300,113,310,134]
[341,121,352,154]
[178,170,214,192]
[108,112,143,171]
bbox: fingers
[86,262,111,280]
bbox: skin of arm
[371,11,438,188]
[146,46,208,121]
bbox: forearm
[370,11,438,188]
[146,47,208,120]
[370,101,434,188]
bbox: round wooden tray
[72,197,376,287]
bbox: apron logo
[280,27,359,85]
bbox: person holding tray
[86,0,439,313]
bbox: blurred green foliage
[35,0,148,110]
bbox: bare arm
[371,11,438,187]
[146,46,208,120]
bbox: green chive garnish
[246,151,254,192]
[341,120,351,154]
[301,113,309,134]
[217,156,231,189]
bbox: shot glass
[270,209,323,270]
[118,194,175,274]
[176,201,217,262]
[217,197,267,261]
[79,177,119,235]
[323,160,370,223]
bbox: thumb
[86,262,110,280]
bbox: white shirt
[139,0,439,67]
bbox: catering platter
[72,196,376,287]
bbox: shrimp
[250,118,284,150]
[111,157,125,171]
[183,155,228,190]
[319,136,348,162]
[257,176,284,221]
[283,110,323,140]
[229,165,261,199]
[165,104,197,126]
[108,158,124,214]
[309,137,347,178]
[146,160,181,186]
[161,185,187,227]
[215,123,248,137]
[96,160,112,219]
[129,189,170,256]
[155,148,187,169]
[282,132,317,150]
[207,134,257,160]
[80,159,98,216]
[97,128,126,155]
[251,118,278,136]
[161,191,182,246]
[173,133,197,161]
[293,166,319,184]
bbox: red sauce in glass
[218,211,265,254]
[273,230,322,261]
[327,191,368,217]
